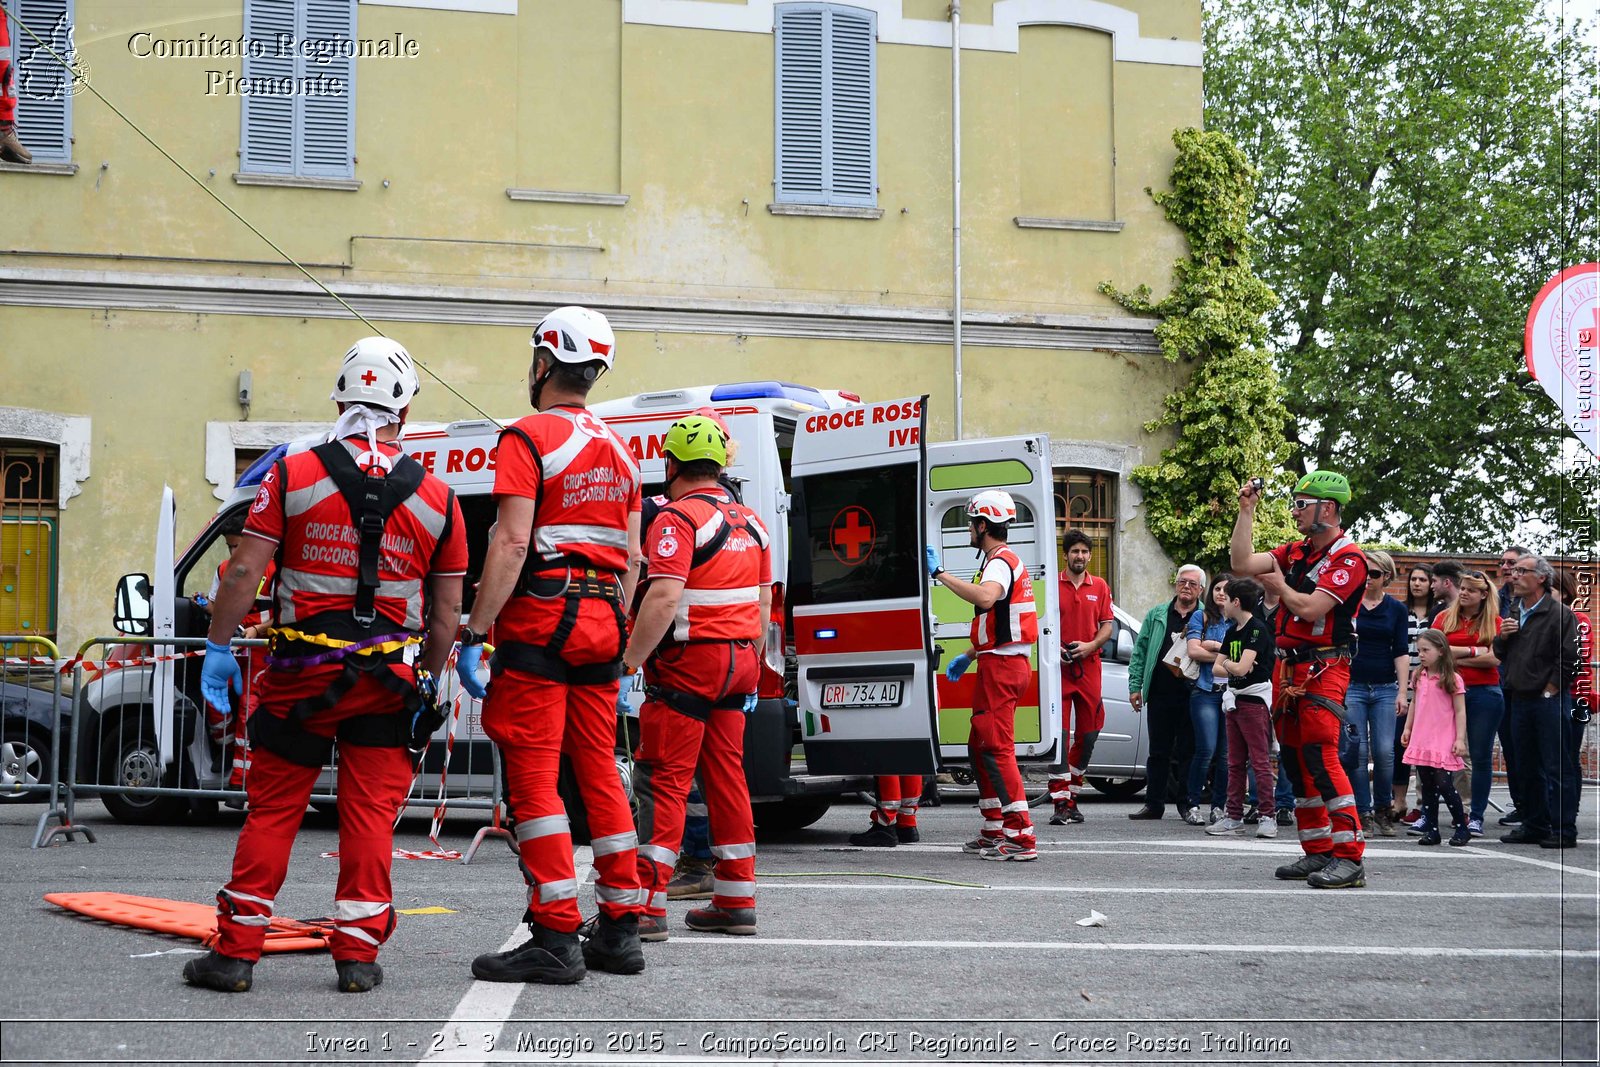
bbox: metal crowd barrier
[1,635,96,848]
[60,635,508,856]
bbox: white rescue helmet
[965,489,1017,527]
[530,305,616,373]
[332,337,421,410]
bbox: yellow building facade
[0,0,1201,651]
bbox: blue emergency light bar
[814,628,838,640]
[235,443,289,489]
[710,381,827,404]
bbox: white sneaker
[1255,817,1278,838]
[1206,816,1247,836]
[1182,806,1206,826]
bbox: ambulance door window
[934,501,1038,580]
[458,494,499,614]
[791,465,918,607]
[179,508,250,603]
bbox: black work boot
[1274,852,1334,881]
[182,949,253,992]
[1307,857,1367,889]
[895,822,920,843]
[472,922,586,984]
[579,913,646,975]
[334,960,383,993]
[848,824,898,847]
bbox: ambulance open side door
[926,435,1062,766]
[788,396,939,776]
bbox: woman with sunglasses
[1184,573,1235,825]
[1429,571,1503,838]
[1340,551,1409,837]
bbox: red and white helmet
[530,305,616,372]
[332,337,420,410]
[965,489,1017,526]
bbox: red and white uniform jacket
[644,488,772,644]
[970,546,1037,654]
[244,438,466,634]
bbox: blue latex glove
[925,545,943,577]
[455,643,488,699]
[945,652,972,683]
[200,639,243,714]
[741,693,758,714]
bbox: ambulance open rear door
[788,396,939,776]
[926,435,1062,767]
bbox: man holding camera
[1048,529,1114,825]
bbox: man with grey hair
[1495,555,1583,848]
[1496,545,1532,620]
[1125,565,1206,819]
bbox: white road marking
[749,882,1593,900]
[421,846,593,1067]
[1456,844,1600,879]
[661,935,1597,959]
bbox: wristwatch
[457,624,489,647]
[931,567,945,580]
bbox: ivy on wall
[1102,127,1299,571]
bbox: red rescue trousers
[0,15,15,125]
[871,775,925,827]
[633,641,758,916]
[968,652,1036,848]
[1050,661,1105,804]
[214,673,415,964]
[1275,658,1364,862]
[482,669,643,933]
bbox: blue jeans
[1339,681,1398,814]
[1188,688,1227,811]
[1507,693,1571,838]
[1463,684,1506,821]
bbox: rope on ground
[756,871,988,888]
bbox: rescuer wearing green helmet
[1230,470,1371,890]
[623,414,773,940]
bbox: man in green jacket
[1125,565,1206,818]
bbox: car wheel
[1086,775,1146,801]
[751,796,831,834]
[0,725,50,800]
[99,724,187,824]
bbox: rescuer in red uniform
[932,490,1040,861]
[1231,471,1369,889]
[1049,528,1115,825]
[186,337,467,993]
[457,306,648,983]
[624,414,772,938]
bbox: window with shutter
[774,3,875,208]
[239,0,355,178]
[4,0,75,164]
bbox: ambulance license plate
[820,681,903,708]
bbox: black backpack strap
[311,440,426,626]
[659,493,744,569]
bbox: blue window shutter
[774,5,824,203]
[8,0,74,163]
[297,0,354,177]
[241,0,296,174]
[825,7,875,206]
[775,3,875,207]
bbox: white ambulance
[90,381,1068,831]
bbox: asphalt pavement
[0,786,1596,1066]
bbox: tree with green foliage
[1103,127,1299,571]
[1204,0,1599,552]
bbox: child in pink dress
[1401,629,1470,846]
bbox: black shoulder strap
[499,424,545,517]
[311,440,426,626]
[660,492,744,569]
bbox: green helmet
[1293,470,1351,505]
[662,415,728,466]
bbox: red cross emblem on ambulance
[830,507,876,566]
